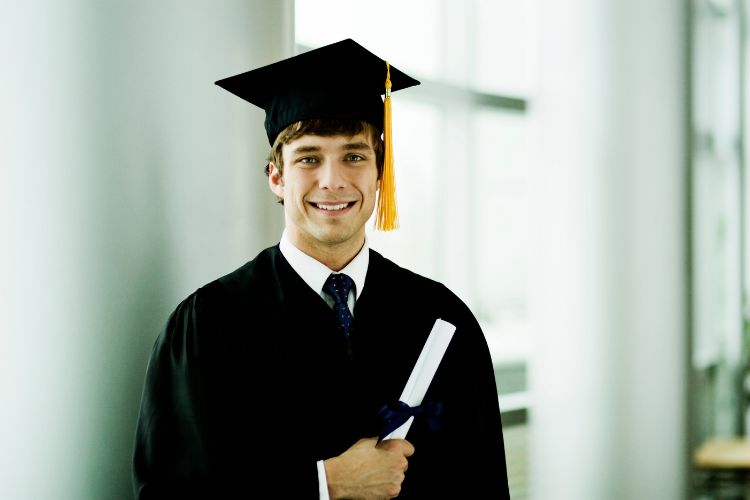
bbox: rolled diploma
[383,318,456,440]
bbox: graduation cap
[215,38,420,231]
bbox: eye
[297,156,318,165]
[346,154,365,162]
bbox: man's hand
[324,437,415,499]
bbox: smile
[311,201,355,212]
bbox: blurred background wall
[532,1,687,498]
[2,0,736,499]
[1,1,289,498]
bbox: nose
[318,160,347,190]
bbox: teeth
[316,203,349,211]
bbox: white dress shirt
[278,230,370,500]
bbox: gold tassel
[375,61,399,231]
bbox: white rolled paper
[383,318,456,440]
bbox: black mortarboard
[215,38,420,231]
[215,38,420,146]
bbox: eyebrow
[291,145,321,154]
[341,141,372,152]
[291,141,373,155]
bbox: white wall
[0,2,289,498]
[531,1,687,499]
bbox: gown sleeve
[461,314,511,499]
[131,286,320,499]
[400,284,511,499]
[449,293,510,499]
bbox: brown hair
[266,118,384,178]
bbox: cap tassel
[375,61,399,231]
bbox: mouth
[309,201,356,215]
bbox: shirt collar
[279,230,369,300]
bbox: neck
[312,246,360,271]
[286,232,365,272]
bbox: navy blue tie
[323,273,355,340]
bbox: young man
[132,39,510,499]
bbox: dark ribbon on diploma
[376,400,444,443]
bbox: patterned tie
[323,273,355,340]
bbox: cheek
[366,167,379,191]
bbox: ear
[268,162,284,199]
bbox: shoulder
[366,249,492,368]
[211,244,283,297]
[190,244,284,308]
[366,249,484,341]
[157,245,284,347]
[367,248,477,325]
[368,248,439,288]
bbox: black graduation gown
[132,245,510,499]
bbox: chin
[313,227,357,245]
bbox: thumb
[378,438,415,456]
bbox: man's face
[268,132,380,258]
